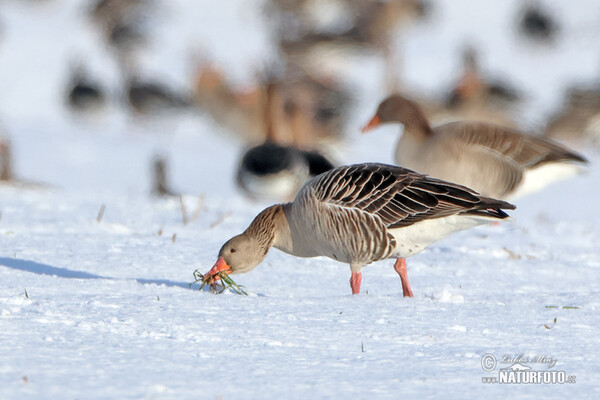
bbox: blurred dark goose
[206,163,515,296]
[108,19,147,51]
[362,94,588,200]
[237,142,334,201]
[126,79,191,114]
[66,71,106,113]
[518,4,559,43]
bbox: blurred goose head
[361,94,431,135]
[66,66,106,113]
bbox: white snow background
[1,0,599,398]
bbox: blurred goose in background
[194,62,351,145]
[90,0,148,24]
[362,94,588,200]
[545,86,600,146]
[194,63,265,142]
[237,81,335,201]
[107,18,148,52]
[89,0,154,53]
[270,0,427,49]
[205,163,515,296]
[125,78,192,115]
[278,75,351,147]
[517,2,559,44]
[65,66,106,113]
[272,0,428,89]
[435,46,521,127]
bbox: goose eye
[230,248,236,253]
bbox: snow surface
[1,1,600,399]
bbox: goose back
[396,121,587,198]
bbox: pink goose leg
[393,258,414,297]
[350,272,362,295]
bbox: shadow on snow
[0,257,202,291]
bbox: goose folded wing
[310,163,506,229]
[450,122,588,168]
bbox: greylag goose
[204,163,515,296]
[362,94,588,200]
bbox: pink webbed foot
[393,257,414,297]
[350,271,362,295]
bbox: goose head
[361,94,431,134]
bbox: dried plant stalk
[97,204,106,223]
[180,195,188,225]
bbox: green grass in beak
[191,269,248,295]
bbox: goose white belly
[507,162,583,200]
[389,214,495,258]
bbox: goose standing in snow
[205,163,515,296]
[361,94,588,200]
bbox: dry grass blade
[180,195,189,225]
[97,204,106,223]
[190,269,247,295]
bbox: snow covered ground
[1,1,600,399]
